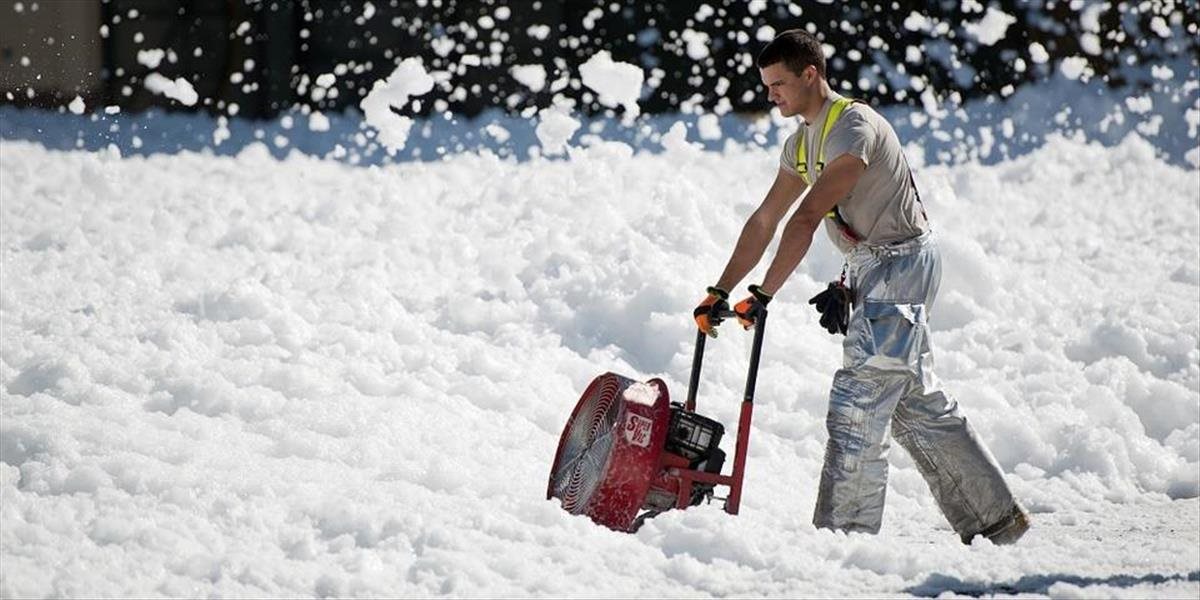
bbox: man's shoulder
[827,101,891,144]
[839,101,884,127]
[780,125,805,151]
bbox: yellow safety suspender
[795,97,857,224]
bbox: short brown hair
[756,29,825,78]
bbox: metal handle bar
[685,307,767,412]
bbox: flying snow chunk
[697,114,721,141]
[682,29,711,60]
[431,37,455,57]
[315,73,336,88]
[144,73,198,106]
[1059,56,1090,81]
[661,122,700,153]
[308,111,330,132]
[68,96,85,114]
[964,7,1016,45]
[579,51,644,119]
[359,58,435,154]
[623,382,659,406]
[535,108,580,156]
[903,12,931,32]
[136,48,165,69]
[1150,16,1171,38]
[756,25,776,42]
[1029,42,1050,64]
[510,64,547,93]
[484,123,510,143]
[1151,65,1175,80]
[1124,96,1153,114]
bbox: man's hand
[734,285,773,329]
[694,286,730,337]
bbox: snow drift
[1,128,1197,596]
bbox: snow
[314,73,336,88]
[964,7,1016,46]
[904,12,932,33]
[358,58,435,154]
[308,111,330,132]
[1060,56,1091,81]
[578,51,644,120]
[2,117,1197,599]
[1029,42,1050,64]
[143,74,198,106]
[136,48,165,69]
[534,107,579,155]
[697,113,722,140]
[623,382,660,406]
[509,64,547,93]
[1150,16,1172,38]
[484,123,510,144]
[681,29,711,60]
[2,8,1199,594]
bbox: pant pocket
[856,301,925,372]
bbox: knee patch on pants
[826,374,886,473]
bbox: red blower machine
[547,307,766,531]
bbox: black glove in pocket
[807,282,854,335]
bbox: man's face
[759,62,817,118]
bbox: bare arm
[714,167,808,292]
[760,153,867,295]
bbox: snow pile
[358,58,435,154]
[578,50,644,120]
[1,130,1197,597]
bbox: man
[694,30,1029,544]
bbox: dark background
[1,0,1196,120]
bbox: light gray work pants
[813,231,1016,540]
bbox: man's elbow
[746,210,779,235]
[788,207,825,235]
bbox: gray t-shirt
[779,93,928,253]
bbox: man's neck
[800,82,835,125]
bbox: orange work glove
[693,286,730,337]
[734,284,773,329]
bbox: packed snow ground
[1,131,1198,597]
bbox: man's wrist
[749,284,774,304]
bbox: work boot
[963,504,1031,545]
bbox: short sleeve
[778,129,803,177]
[823,109,875,167]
